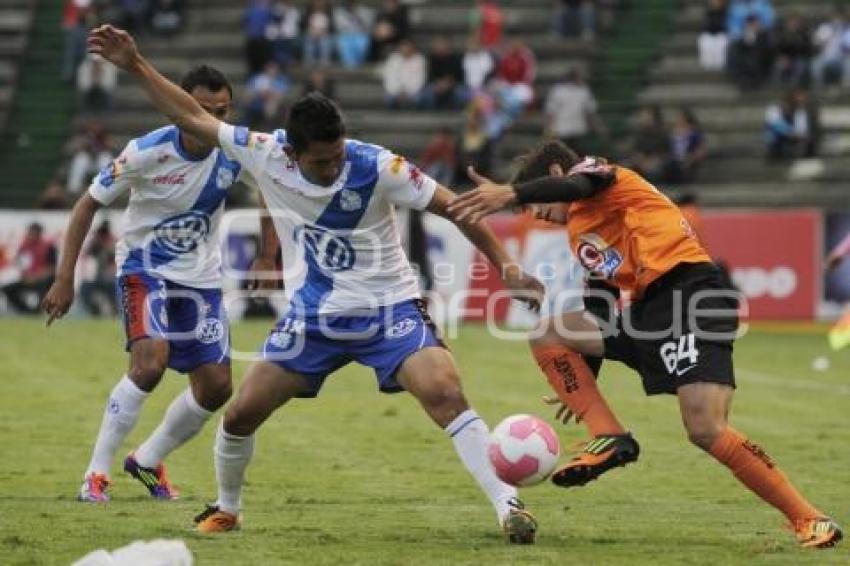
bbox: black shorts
[594,262,739,395]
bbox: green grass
[0,319,848,565]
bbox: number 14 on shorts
[660,334,699,376]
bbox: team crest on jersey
[269,330,294,350]
[216,167,235,190]
[339,189,362,211]
[196,317,225,344]
[576,233,623,279]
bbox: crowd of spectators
[699,1,850,91]
[622,105,707,185]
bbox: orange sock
[709,427,822,522]
[531,344,625,436]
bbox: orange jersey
[566,163,710,300]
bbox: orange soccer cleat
[194,504,241,533]
[790,517,843,549]
[551,433,640,488]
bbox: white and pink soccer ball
[488,414,561,487]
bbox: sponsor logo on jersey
[576,233,623,279]
[387,317,417,338]
[408,163,424,191]
[339,188,362,211]
[296,224,356,272]
[216,167,235,190]
[196,317,225,344]
[98,160,122,188]
[234,126,250,147]
[153,211,211,255]
[153,173,186,185]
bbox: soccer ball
[488,414,561,487]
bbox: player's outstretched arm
[87,25,220,146]
[42,194,102,325]
[447,166,602,224]
[429,185,543,311]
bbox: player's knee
[128,359,167,391]
[222,404,257,437]
[197,374,232,411]
[684,418,725,451]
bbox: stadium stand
[643,0,850,207]
[0,1,36,141]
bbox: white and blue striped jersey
[217,123,437,315]
[88,125,243,288]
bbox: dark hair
[286,92,346,152]
[180,65,233,99]
[512,139,580,184]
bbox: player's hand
[446,167,517,224]
[542,395,582,425]
[42,277,74,326]
[87,25,141,70]
[502,266,544,312]
[246,257,281,291]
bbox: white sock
[86,375,149,475]
[214,421,255,515]
[446,409,518,522]
[134,388,213,468]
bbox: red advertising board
[701,210,821,320]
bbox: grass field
[0,318,848,565]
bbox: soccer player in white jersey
[88,25,545,543]
[42,66,248,503]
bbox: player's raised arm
[42,194,102,325]
[87,25,220,146]
[447,162,612,224]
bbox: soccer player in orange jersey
[448,140,843,549]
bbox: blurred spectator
[764,88,820,160]
[726,0,775,41]
[334,0,374,69]
[419,127,457,187]
[664,108,707,184]
[149,0,186,36]
[420,37,467,110]
[115,0,149,33]
[810,7,850,89]
[301,68,336,99]
[698,0,729,71]
[462,36,495,93]
[727,15,774,89]
[369,0,410,61]
[66,123,113,195]
[268,1,302,68]
[77,53,118,113]
[624,105,669,181]
[555,0,596,40]
[544,68,604,157]
[383,39,426,109]
[80,220,117,317]
[459,99,493,178]
[302,0,335,67]
[37,178,71,210]
[245,0,274,74]
[62,0,95,82]
[773,14,812,86]
[470,0,504,49]
[1,223,57,315]
[244,61,291,130]
[495,40,536,109]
